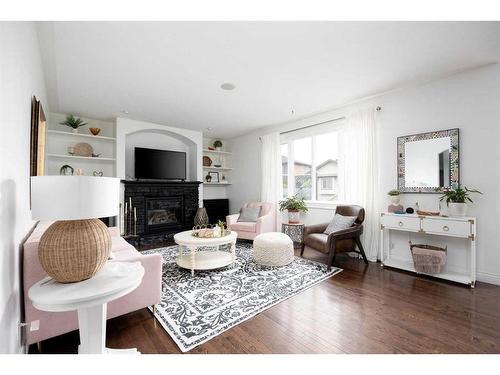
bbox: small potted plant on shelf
[59,114,88,133]
[438,185,482,217]
[387,189,400,204]
[213,140,223,151]
[279,195,308,223]
[205,173,212,183]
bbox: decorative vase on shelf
[448,202,467,217]
[288,210,300,223]
[72,128,78,134]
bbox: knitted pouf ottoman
[253,232,294,267]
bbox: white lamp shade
[31,176,120,221]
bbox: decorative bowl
[89,127,101,136]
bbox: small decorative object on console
[93,171,103,176]
[388,204,404,213]
[416,210,440,216]
[437,185,483,217]
[405,207,414,214]
[387,189,400,204]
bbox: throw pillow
[323,214,357,235]
[237,207,261,222]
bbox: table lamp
[31,176,119,283]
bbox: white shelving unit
[45,113,117,177]
[202,138,232,199]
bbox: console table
[380,213,476,287]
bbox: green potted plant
[279,195,308,223]
[213,139,223,151]
[59,114,88,133]
[387,189,400,205]
[438,186,482,217]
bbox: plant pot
[215,147,222,151]
[72,128,78,134]
[389,195,400,205]
[448,202,467,217]
[288,210,300,223]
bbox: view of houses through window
[281,131,339,202]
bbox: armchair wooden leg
[300,243,305,257]
[355,236,368,264]
[327,250,336,270]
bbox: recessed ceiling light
[121,109,129,114]
[205,127,213,132]
[220,83,236,91]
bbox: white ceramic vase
[389,195,400,205]
[448,202,467,217]
[288,210,300,223]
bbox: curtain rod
[258,106,382,140]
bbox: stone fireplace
[122,180,201,244]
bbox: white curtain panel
[339,108,380,261]
[261,132,282,230]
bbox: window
[281,144,288,198]
[281,128,339,202]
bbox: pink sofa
[22,221,163,346]
[226,202,276,240]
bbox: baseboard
[477,271,500,286]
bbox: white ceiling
[38,21,500,138]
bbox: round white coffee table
[28,261,144,354]
[174,230,238,276]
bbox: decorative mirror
[397,128,459,193]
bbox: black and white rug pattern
[143,242,341,352]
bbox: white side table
[28,261,145,354]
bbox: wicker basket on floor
[409,242,447,275]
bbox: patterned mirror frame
[397,128,459,193]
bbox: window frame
[280,122,342,205]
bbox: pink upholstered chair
[226,202,276,240]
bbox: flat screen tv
[135,147,186,180]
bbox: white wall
[0,22,49,353]
[228,64,500,285]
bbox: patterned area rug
[143,242,341,352]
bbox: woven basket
[39,219,111,283]
[409,242,447,275]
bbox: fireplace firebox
[122,180,202,246]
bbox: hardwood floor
[30,246,500,354]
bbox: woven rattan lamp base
[39,219,111,283]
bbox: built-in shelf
[203,149,232,155]
[204,182,232,186]
[47,130,116,141]
[203,167,233,171]
[47,154,116,161]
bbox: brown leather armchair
[301,205,367,269]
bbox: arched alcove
[125,129,198,180]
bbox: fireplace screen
[146,197,183,232]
